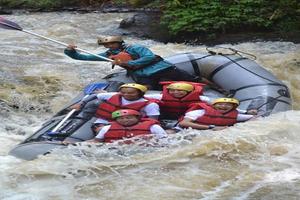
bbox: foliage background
[1,0,299,41]
[160,0,300,37]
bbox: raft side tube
[9,142,66,160]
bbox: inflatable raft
[9,51,292,160]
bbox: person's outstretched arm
[64,44,109,61]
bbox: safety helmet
[212,98,239,106]
[119,83,148,93]
[166,82,194,92]
[112,109,141,119]
[97,36,123,45]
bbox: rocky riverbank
[118,12,300,45]
[1,5,299,45]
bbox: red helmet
[112,109,141,119]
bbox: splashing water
[0,12,300,199]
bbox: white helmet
[97,36,123,45]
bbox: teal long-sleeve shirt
[64,44,173,77]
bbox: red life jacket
[109,52,133,63]
[186,103,238,126]
[107,45,163,69]
[95,94,154,120]
[104,118,159,143]
[159,81,205,119]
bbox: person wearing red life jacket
[71,83,160,133]
[145,81,209,120]
[93,109,167,143]
[178,98,256,130]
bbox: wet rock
[16,129,26,135]
[119,16,135,28]
[5,125,16,131]
[100,2,138,13]
[119,12,171,43]
[269,145,288,156]
[0,7,12,14]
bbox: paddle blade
[83,82,109,95]
[0,17,23,30]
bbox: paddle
[0,16,113,62]
[49,82,109,134]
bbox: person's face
[213,102,235,113]
[115,115,139,126]
[103,42,121,50]
[119,87,141,100]
[168,89,189,99]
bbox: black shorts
[133,66,197,89]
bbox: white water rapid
[0,12,300,200]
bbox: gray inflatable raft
[9,52,292,160]
[169,52,291,115]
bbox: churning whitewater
[1,12,300,200]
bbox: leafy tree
[160,0,300,37]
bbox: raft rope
[206,46,257,60]
[256,94,290,111]
[187,53,207,81]
[207,57,247,81]
[221,54,285,86]
[229,82,289,97]
[244,94,291,116]
[181,52,213,66]
[239,95,291,107]
[181,52,291,112]
[239,92,291,106]
[172,53,214,82]
[206,47,284,86]
[204,49,291,113]
[184,53,231,94]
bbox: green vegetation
[1,0,299,40]
[160,0,300,38]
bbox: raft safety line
[187,53,202,80]
[208,57,247,80]
[221,54,281,84]
[238,97,291,106]
[230,83,289,94]
[174,53,212,67]
[206,47,257,60]
[189,53,213,62]
[187,53,214,80]
[256,94,291,110]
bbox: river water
[0,12,300,200]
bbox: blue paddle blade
[0,17,23,30]
[83,82,109,95]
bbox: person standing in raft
[145,81,210,120]
[92,109,167,143]
[71,83,160,134]
[64,36,197,89]
[178,98,257,131]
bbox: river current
[0,12,300,200]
